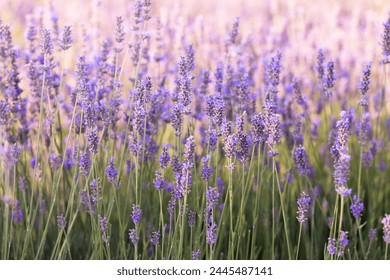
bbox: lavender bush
[0,0,389,260]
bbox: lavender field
[0,0,389,260]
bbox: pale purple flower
[323,60,335,98]
[201,156,213,182]
[358,63,372,107]
[294,145,311,177]
[159,144,170,169]
[327,237,336,255]
[369,228,377,241]
[57,213,66,229]
[337,231,349,257]
[129,228,140,245]
[188,210,196,228]
[382,214,390,243]
[350,194,364,219]
[206,222,217,245]
[192,249,201,260]
[132,204,142,224]
[153,170,165,191]
[106,157,119,187]
[297,192,311,224]
[382,12,390,63]
[151,231,160,246]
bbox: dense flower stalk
[382,214,390,243]
[132,204,143,224]
[294,145,311,176]
[350,195,364,219]
[358,63,372,107]
[297,192,311,224]
[382,12,390,63]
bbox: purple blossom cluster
[0,0,389,261]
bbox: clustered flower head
[382,214,390,244]
[327,231,349,257]
[131,204,143,224]
[350,194,364,219]
[294,145,311,177]
[297,192,311,224]
[106,156,119,187]
[331,110,353,196]
[382,11,390,63]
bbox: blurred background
[0,0,389,95]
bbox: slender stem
[272,158,275,260]
[296,224,302,260]
[274,158,292,260]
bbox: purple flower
[369,228,377,241]
[334,153,352,196]
[297,192,311,224]
[316,49,325,80]
[362,150,373,168]
[106,157,119,187]
[358,63,372,107]
[132,204,142,224]
[60,25,72,51]
[382,214,390,243]
[350,194,364,219]
[79,151,91,176]
[294,145,311,177]
[18,176,27,191]
[159,144,170,169]
[99,215,109,242]
[223,132,237,160]
[206,222,217,245]
[251,113,266,145]
[153,170,166,191]
[188,210,196,228]
[323,60,335,98]
[264,110,281,157]
[57,213,66,229]
[327,237,336,255]
[11,201,23,223]
[201,156,213,182]
[206,187,220,210]
[114,16,125,52]
[86,126,99,155]
[265,51,282,104]
[10,143,22,165]
[40,29,53,55]
[129,228,140,245]
[151,231,160,246]
[171,103,183,137]
[192,249,201,260]
[337,231,349,257]
[382,12,390,63]
[358,113,371,147]
[228,17,240,46]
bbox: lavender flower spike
[129,228,140,245]
[132,204,142,224]
[327,237,336,255]
[382,214,390,243]
[57,213,66,229]
[192,249,201,260]
[297,192,311,224]
[337,231,349,257]
[151,231,160,246]
[106,156,119,187]
[382,12,390,64]
[294,145,311,177]
[350,194,364,219]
